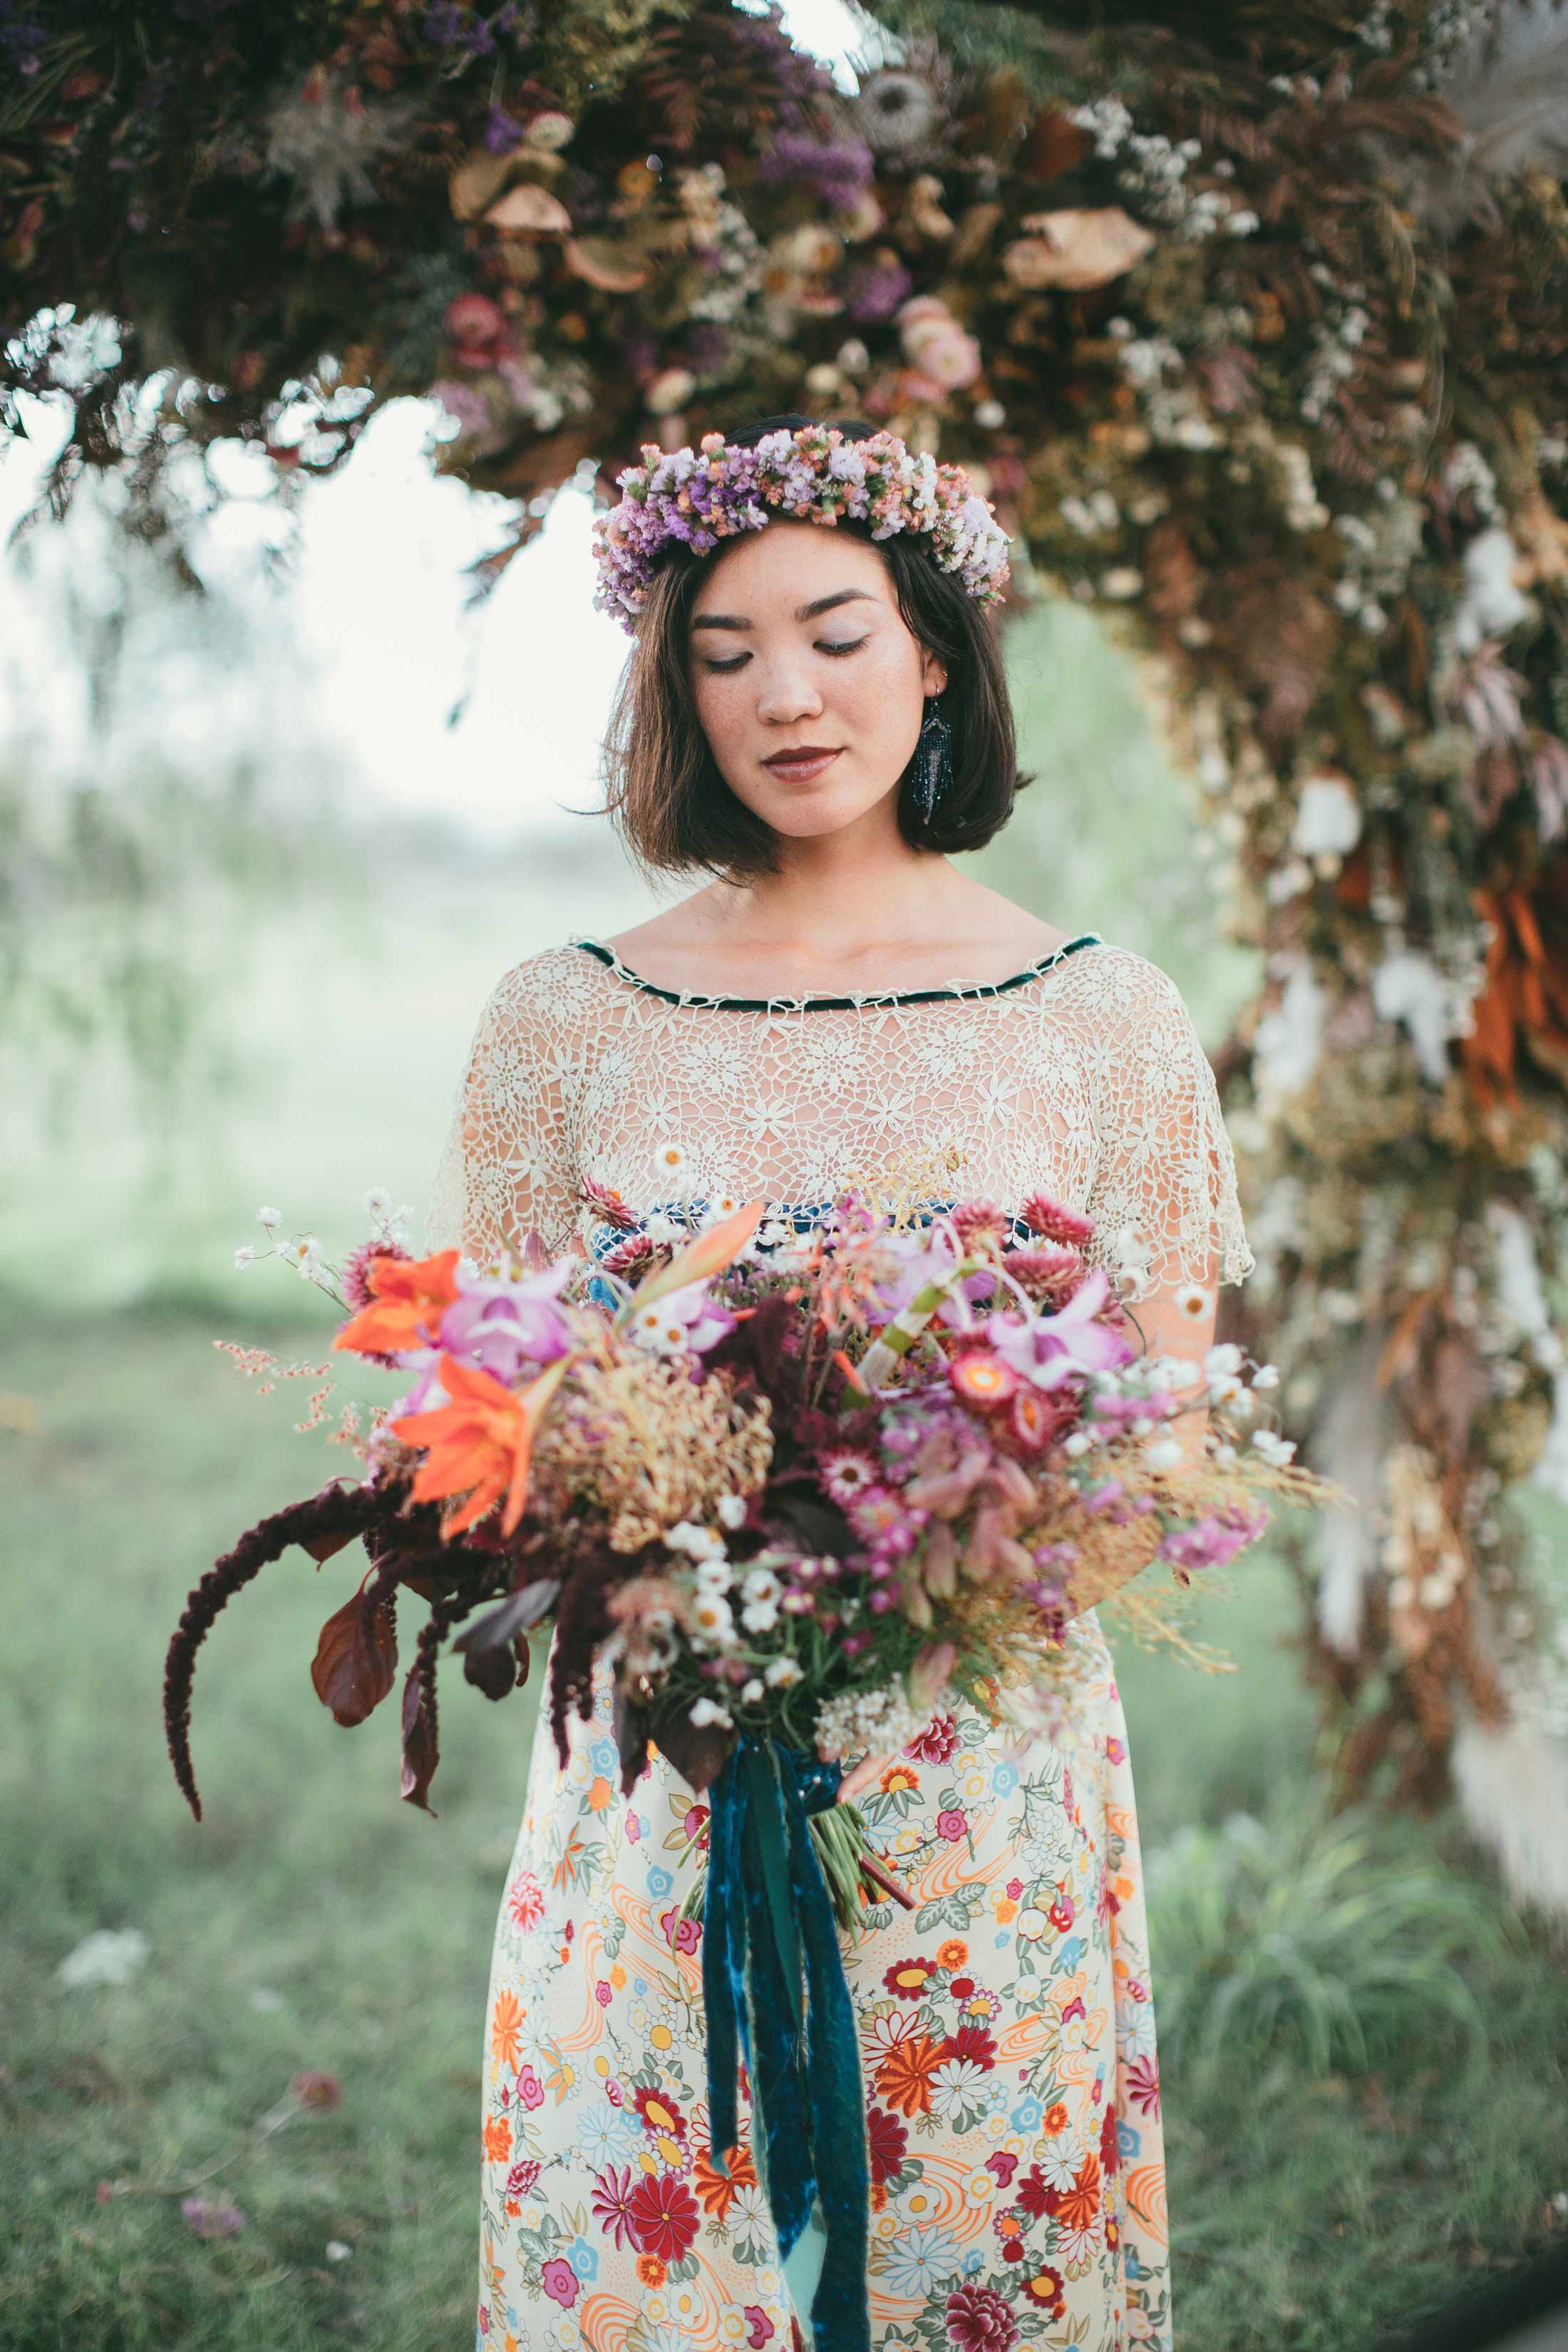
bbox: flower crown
[591,422,1012,633]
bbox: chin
[740,782,897,840]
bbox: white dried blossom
[257,1206,283,1231]
[764,1655,804,1687]
[814,1680,927,1765]
[1251,1428,1297,1466]
[689,1695,733,1729]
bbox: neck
[693,823,970,962]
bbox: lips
[763,746,843,780]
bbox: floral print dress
[423,932,1254,2352]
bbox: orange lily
[334,1249,462,1358]
[390,1353,572,1539]
[619,1198,765,1320]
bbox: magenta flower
[542,2257,579,2308]
[516,2065,545,2112]
[937,1808,968,1842]
[988,1269,1135,1391]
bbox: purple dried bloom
[845,259,913,323]
[484,103,525,153]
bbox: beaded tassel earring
[909,692,952,825]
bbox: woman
[425,416,1254,2352]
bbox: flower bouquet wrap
[167,1175,1336,2352]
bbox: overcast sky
[1,0,867,842]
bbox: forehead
[693,517,892,616]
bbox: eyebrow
[688,587,880,633]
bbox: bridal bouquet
[166,1177,1321,1831]
[164,1172,1333,2352]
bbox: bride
[425,415,1253,2352]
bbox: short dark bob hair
[600,413,1031,880]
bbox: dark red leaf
[399,1662,440,1815]
[310,1586,398,1727]
[301,1527,359,1564]
[453,1577,559,1656]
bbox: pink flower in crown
[988,1269,1133,1391]
[437,1257,575,1382]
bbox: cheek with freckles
[692,632,932,829]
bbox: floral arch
[6,0,1568,1899]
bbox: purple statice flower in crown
[590,421,1012,631]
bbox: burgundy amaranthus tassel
[164,1480,385,1822]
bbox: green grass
[5,1311,1567,2352]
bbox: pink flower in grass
[182,2195,244,2237]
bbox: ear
[921,649,949,696]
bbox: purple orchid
[436,1259,575,1383]
[988,1269,1135,1391]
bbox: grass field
[4,1303,1565,2352]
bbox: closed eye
[700,636,869,675]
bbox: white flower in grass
[741,1679,765,1704]
[1172,1282,1213,1323]
[716,1492,749,1530]
[1252,1362,1281,1390]
[257,1205,283,1231]
[234,1245,257,1269]
[695,1557,733,1594]
[763,1656,803,1687]
[741,1596,780,1634]
[741,1566,780,1606]
[689,1695,733,1729]
[1252,1428,1297,1467]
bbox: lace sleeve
[423,954,582,1262]
[1078,949,1254,1293]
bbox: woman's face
[686,519,947,845]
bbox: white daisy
[256,1205,283,1230]
[1172,1282,1213,1321]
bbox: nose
[754,654,825,727]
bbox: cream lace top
[423,931,1254,1294]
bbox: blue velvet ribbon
[702,1735,872,2352]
